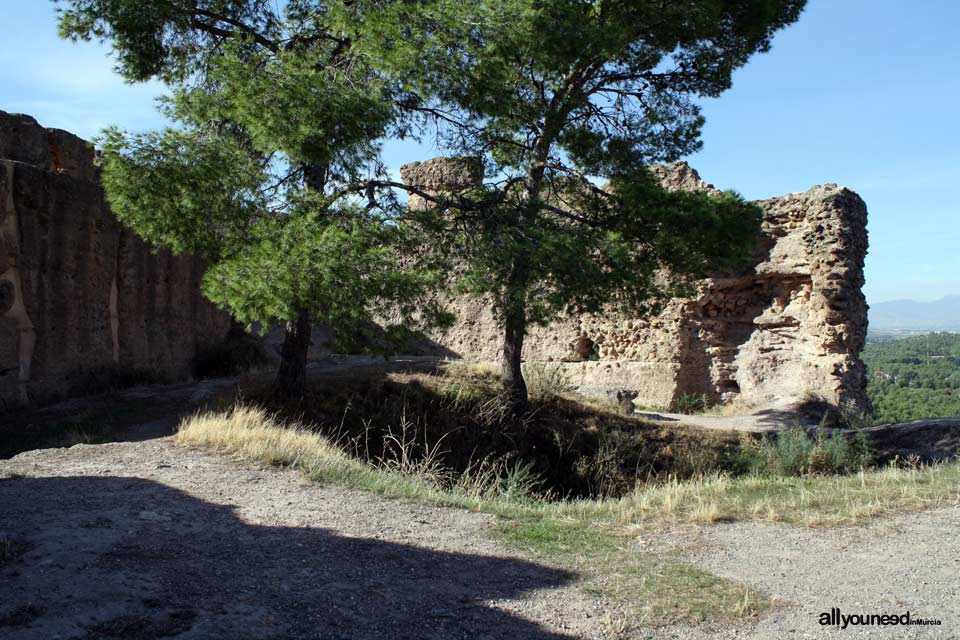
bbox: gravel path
[653,507,960,639]
[0,440,602,640]
[2,424,958,638]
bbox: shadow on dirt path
[0,473,579,640]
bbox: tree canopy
[57,0,450,396]
[864,334,960,422]
[347,0,806,410]
[58,0,807,410]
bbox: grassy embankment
[174,363,960,629]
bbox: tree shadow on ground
[752,407,810,431]
[0,475,578,640]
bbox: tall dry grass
[175,406,537,512]
[176,406,960,529]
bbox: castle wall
[0,111,870,412]
[0,111,231,405]
[401,159,870,412]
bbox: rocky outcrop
[401,159,870,412]
[0,111,231,405]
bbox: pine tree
[57,0,448,397]
[351,0,806,412]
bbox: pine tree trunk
[501,258,529,415]
[276,307,311,398]
[500,125,552,415]
[273,160,327,398]
[501,301,528,415]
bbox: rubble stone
[401,159,870,412]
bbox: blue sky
[1,1,957,304]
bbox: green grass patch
[494,517,765,628]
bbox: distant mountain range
[869,295,960,333]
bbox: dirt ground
[2,362,958,639]
[2,437,958,639]
[652,507,960,639]
[0,439,602,640]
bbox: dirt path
[3,438,959,639]
[3,368,959,639]
[634,408,801,433]
[0,439,602,639]
[657,507,960,639]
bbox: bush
[670,392,712,415]
[215,367,879,501]
[521,362,573,398]
[234,367,741,499]
[736,427,873,477]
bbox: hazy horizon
[872,293,960,305]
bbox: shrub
[797,396,876,430]
[231,368,740,499]
[208,368,878,502]
[521,362,574,398]
[670,392,713,415]
[737,427,873,477]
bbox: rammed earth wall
[0,112,869,412]
[0,111,231,404]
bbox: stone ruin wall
[0,110,869,412]
[400,158,870,412]
[0,111,232,405]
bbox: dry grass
[546,464,960,529]
[701,398,758,417]
[228,366,742,499]
[176,407,349,469]
[178,407,960,529]
[174,404,960,629]
[174,406,531,510]
[176,407,438,501]
[440,360,501,380]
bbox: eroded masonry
[401,158,870,412]
[1,112,869,412]
[0,111,231,404]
